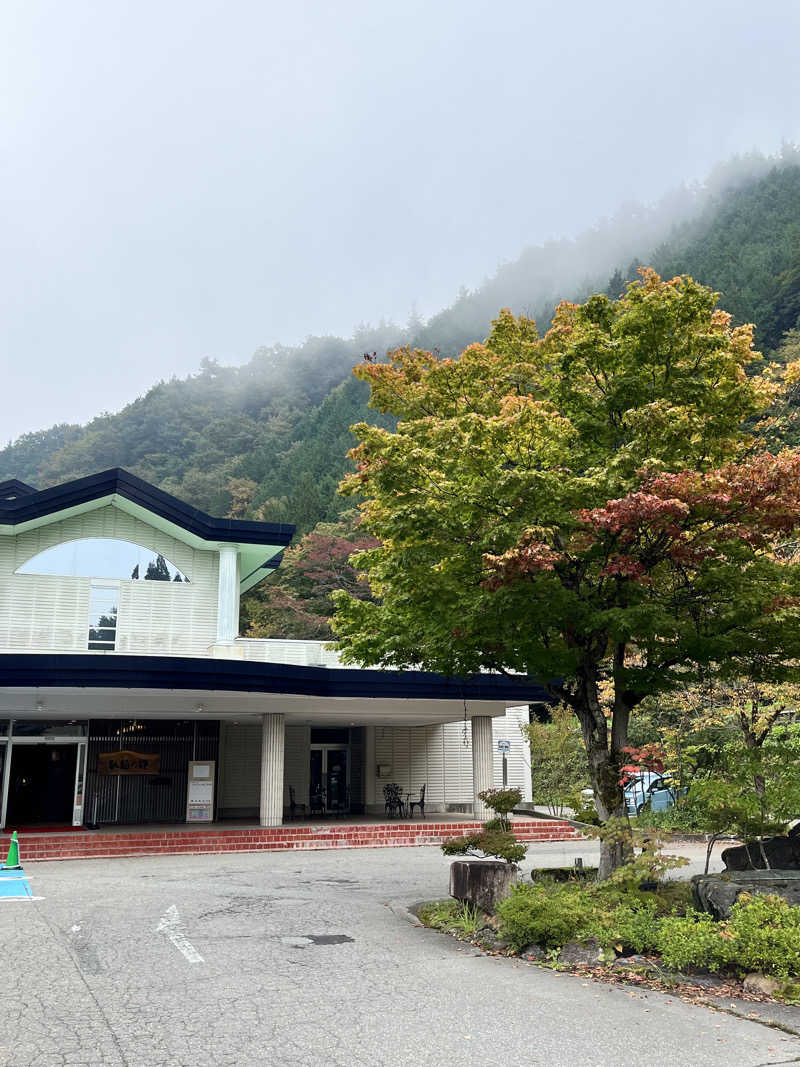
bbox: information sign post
[186,761,215,823]
[497,739,511,788]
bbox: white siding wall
[218,722,262,816]
[0,506,219,654]
[218,721,312,816]
[369,706,532,812]
[235,638,344,667]
[283,725,310,806]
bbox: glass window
[0,721,9,737]
[310,727,350,744]
[88,583,118,650]
[17,538,190,583]
[12,720,88,737]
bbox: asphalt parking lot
[1,844,798,1067]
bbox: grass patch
[418,900,482,936]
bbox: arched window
[17,538,190,583]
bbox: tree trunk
[573,660,631,880]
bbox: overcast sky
[2,0,800,444]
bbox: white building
[0,469,538,829]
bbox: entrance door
[309,746,349,813]
[6,745,78,827]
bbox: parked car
[578,772,684,818]
[624,771,682,815]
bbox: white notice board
[186,760,216,822]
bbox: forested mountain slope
[2,150,800,543]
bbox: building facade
[0,470,540,829]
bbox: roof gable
[0,468,295,591]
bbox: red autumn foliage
[618,744,666,785]
[485,451,800,589]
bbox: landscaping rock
[449,860,516,913]
[692,870,800,919]
[610,955,659,975]
[743,973,782,996]
[519,943,548,961]
[558,938,606,967]
[722,825,800,871]
[530,866,598,883]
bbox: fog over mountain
[2,0,800,443]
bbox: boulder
[449,860,516,913]
[519,943,548,961]
[743,973,781,996]
[692,870,800,919]
[722,826,800,871]
[558,938,606,967]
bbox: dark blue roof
[0,468,294,547]
[0,653,547,704]
[0,479,37,501]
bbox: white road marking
[157,904,204,964]
[70,924,81,933]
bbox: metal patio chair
[288,785,306,821]
[383,782,403,819]
[408,784,426,819]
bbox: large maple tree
[332,270,800,876]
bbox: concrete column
[259,713,285,826]
[364,726,376,809]
[216,545,240,642]
[471,715,494,821]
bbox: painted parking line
[157,904,204,964]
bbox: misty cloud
[2,0,800,442]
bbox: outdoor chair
[288,786,306,821]
[383,782,403,819]
[408,784,426,819]
[309,790,325,817]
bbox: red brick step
[0,818,582,862]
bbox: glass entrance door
[309,745,349,814]
[5,745,78,826]
[0,722,88,829]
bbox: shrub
[653,910,721,971]
[442,788,527,865]
[634,802,706,833]
[441,830,527,865]
[654,895,800,976]
[608,900,661,954]
[565,790,600,825]
[525,704,588,816]
[497,882,609,950]
[494,879,800,979]
[724,894,800,978]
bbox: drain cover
[281,934,354,948]
[304,934,354,945]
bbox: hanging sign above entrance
[98,750,161,775]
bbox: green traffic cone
[3,831,21,870]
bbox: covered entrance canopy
[0,654,548,829]
[0,653,544,720]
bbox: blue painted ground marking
[0,868,34,899]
